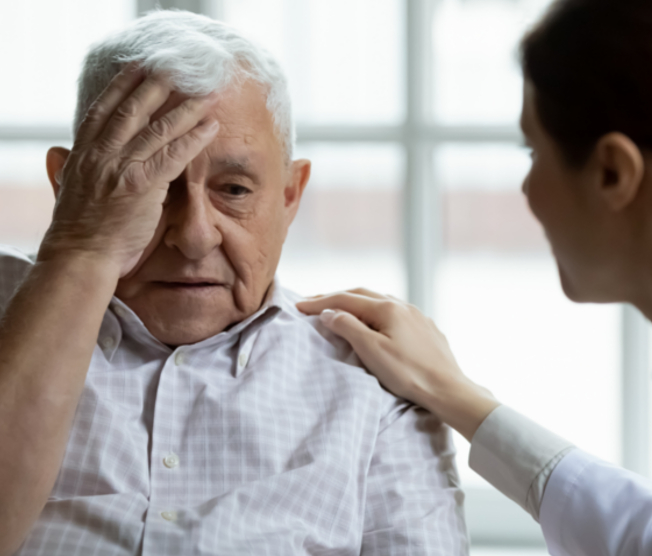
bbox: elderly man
[0,11,467,556]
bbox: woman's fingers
[319,309,384,363]
[346,287,386,299]
[75,62,146,146]
[300,289,502,440]
[297,293,391,331]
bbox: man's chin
[123,292,242,346]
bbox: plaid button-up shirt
[1,246,468,555]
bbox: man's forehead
[209,82,271,128]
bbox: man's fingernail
[207,120,220,132]
[319,309,336,325]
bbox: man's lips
[152,279,228,289]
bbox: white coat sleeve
[540,448,652,556]
[469,405,574,520]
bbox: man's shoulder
[0,245,34,311]
[273,285,364,369]
[272,285,421,425]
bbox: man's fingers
[126,95,218,163]
[95,76,173,149]
[143,117,220,183]
[75,63,146,145]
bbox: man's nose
[163,183,223,260]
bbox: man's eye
[223,184,250,196]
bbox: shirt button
[113,306,127,319]
[101,337,115,350]
[163,453,180,469]
[174,352,184,366]
[238,352,248,368]
[161,510,178,522]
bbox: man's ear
[45,147,71,197]
[594,132,644,212]
[283,158,311,224]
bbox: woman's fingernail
[319,309,336,325]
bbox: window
[0,0,135,252]
[3,0,648,552]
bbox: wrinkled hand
[296,289,501,441]
[39,63,220,278]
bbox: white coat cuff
[469,405,574,520]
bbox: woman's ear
[45,147,71,197]
[594,132,644,212]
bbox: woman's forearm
[417,374,502,442]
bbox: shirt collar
[98,277,286,362]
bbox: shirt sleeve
[541,449,652,556]
[469,405,574,520]
[0,244,33,315]
[361,402,469,555]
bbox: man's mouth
[152,279,227,292]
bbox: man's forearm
[0,254,118,556]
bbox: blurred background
[2,0,649,553]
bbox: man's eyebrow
[210,157,255,173]
[208,156,261,184]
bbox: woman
[297,0,652,554]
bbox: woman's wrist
[418,373,501,443]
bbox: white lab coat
[470,405,652,556]
[540,449,652,555]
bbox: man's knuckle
[162,140,186,163]
[114,98,141,121]
[121,163,145,193]
[84,100,108,122]
[77,149,103,174]
[149,116,173,140]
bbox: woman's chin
[557,263,621,304]
[558,264,590,303]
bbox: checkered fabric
[1,246,468,555]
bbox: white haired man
[0,11,467,556]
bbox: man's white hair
[74,9,295,158]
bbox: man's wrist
[33,247,121,297]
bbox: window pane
[431,0,552,126]
[0,142,61,253]
[434,144,621,487]
[217,0,405,125]
[0,0,135,126]
[278,143,406,298]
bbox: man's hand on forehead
[39,62,221,279]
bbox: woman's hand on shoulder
[297,288,501,442]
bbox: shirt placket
[142,347,188,555]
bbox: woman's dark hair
[521,0,652,167]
